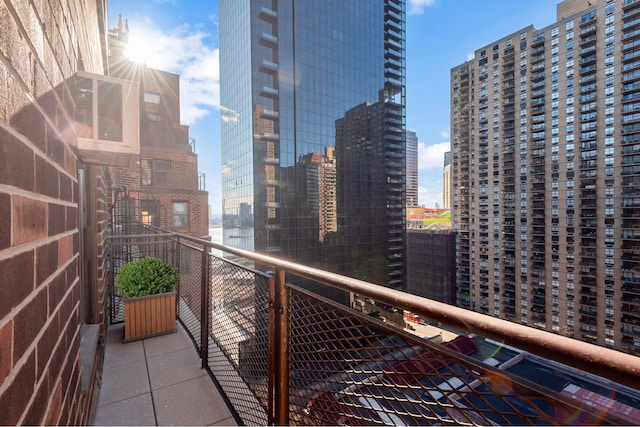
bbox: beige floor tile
[103,334,145,369]
[143,326,192,358]
[98,359,150,406]
[94,323,239,427]
[146,347,205,390]
[209,416,238,426]
[153,376,234,426]
[93,392,156,426]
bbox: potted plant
[115,257,179,342]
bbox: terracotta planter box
[123,291,177,342]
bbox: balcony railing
[105,226,640,426]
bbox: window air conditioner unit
[72,71,140,167]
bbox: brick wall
[0,0,108,424]
[114,148,209,239]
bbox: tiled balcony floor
[92,323,237,426]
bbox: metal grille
[287,286,605,426]
[176,243,204,349]
[107,232,177,323]
[205,257,271,426]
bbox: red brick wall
[115,149,209,239]
[0,0,108,424]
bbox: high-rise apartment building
[219,0,406,295]
[452,0,640,354]
[407,130,419,207]
[443,151,451,209]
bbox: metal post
[267,275,276,425]
[175,237,181,320]
[200,248,210,369]
[274,268,289,425]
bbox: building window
[141,158,152,186]
[140,200,159,227]
[140,159,171,187]
[173,202,188,228]
[144,91,161,121]
[156,160,171,186]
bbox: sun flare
[124,39,149,64]
[123,34,153,64]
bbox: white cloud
[440,130,449,139]
[124,20,220,125]
[466,52,474,61]
[418,141,450,170]
[408,0,437,15]
[220,106,239,123]
[418,185,443,208]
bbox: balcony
[96,227,640,425]
[93,323,236,425]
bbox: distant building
[443,151,451,210]
[295,149,337,244]
[407,229,456,305]
[333,99,406,290]
[407,207,451,229]
[109,20,209,238]
[451,0,640,353]
[406,130,419,207]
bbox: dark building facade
[406,229,456,305]
[333,99,406,289]
[219,0,406,295]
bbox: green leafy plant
[115,257,178,298]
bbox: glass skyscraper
[219,0,406,298]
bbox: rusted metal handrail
[105,232,640,391]
[183,233,640,390]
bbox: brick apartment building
[0,1,207,424]
[109,20,209,238]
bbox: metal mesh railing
[107,231,177,323]
[176,243,204,349]
[105,229,640,426]
[286,286,605,426]
[204,258,271,426]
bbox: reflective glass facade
[220,0,406,297]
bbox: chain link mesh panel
[176,243,205,349]
[286,286,605,426]
[205,257,271,426]
[107,232,177,324]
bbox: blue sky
[107,0,559,214]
